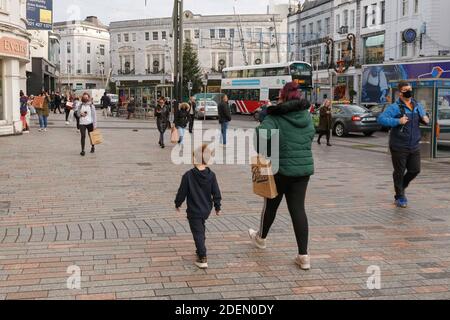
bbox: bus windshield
[290,63,312,77]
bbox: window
[363,34,385,64]
[194,30,199,39]
[87,42,91,54]
[132,33,136,41]
[210,29,215,39]
[246,28,252,39]
[86,60,91,74]
[153,32,158,40]
[67,42,71,54]
[185,30,192,40]
[325,18,331,34]
[343,10,349,27]
[145,32,150,41]
[117,34,121,43]
[336,15,340,30]
[350,10,355,29]
[99,45,105,56]
[402,0,409,16]
[381,1,386,24]
[401,40,408,57]
[124,33,129,42]
[255,28,262,41]
[67,60,72,73]
[302,25,306,41]
[301,50,306,62]
[229,29,235,38]
[372,4,377,25]
[219,29,226,39]
[162,31,167,40]
[414,0,419,13]
[364,6,369,28]
[317,20,322,36]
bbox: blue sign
[231,79,261,86]
[27,0,53,30]
[403,29,417,43]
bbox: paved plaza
[1,114,450,300]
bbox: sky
[54,0,296,24]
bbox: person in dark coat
[127,97,136,120]
[318,99,333,146]
[218,94,232,145]
[188,96,197,133]
[156,96,170,148]
[174,102,190,145]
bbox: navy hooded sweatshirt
[175,167,222,219]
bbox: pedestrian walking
[188,96,197,133]
[64,94,74,125]
[53,92,63,114]
[156,97,170,148]
[77,93,98,157]
[127,97,136,120]
[218,94,232,146]
[175,144,222,269]
[378,81,430,208]
[36,91,50,132]
[27,95,36,119]
[19,90,30,133]
[100,92,111,119]
[72,97,81,133]
[175,102,190,145]
[317,98,333,146]
[249,82,315,271]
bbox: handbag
[251,156,278,199]
[170,124,179,144]
[90,129,103,145]
[66,102,73,110]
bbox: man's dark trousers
[391,148,421,199]
[189,114,195,133]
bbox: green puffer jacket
[255,99,315,177]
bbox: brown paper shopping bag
[90,129,103,145]
[251,156,278,199]
[170,125,179,144]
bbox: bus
[221,61,313,115]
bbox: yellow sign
[294,79,306,85]
[40,9,52,24]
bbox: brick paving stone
[1,115,450,299]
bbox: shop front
[116,80,174,106]
[0,36,30,135]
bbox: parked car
[195,100,219,120]
[368,104,390,131]
[329,104,382,137]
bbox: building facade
[26,30,60,95]
[54,16,110,92]
[0,0,31,136]
[109,10,288,103]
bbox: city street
[1,114,450,300]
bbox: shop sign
[0,37,28,59]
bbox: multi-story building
[26,30,60,95]
[109,10,287,102]
[0,0,31,136]
[54,16,110,92]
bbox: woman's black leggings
[259,175,310,255]
[65,108,71,121]
[79,124,94,152]
[74,113,80,130]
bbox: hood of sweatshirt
[267,99,312,129]
[191,167,215,186]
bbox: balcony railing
[117,69,135,75]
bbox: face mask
[402,91,413,99]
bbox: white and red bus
[221,61,313,115]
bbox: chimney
[85,16,99,26]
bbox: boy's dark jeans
[391,148,421,199]
[188,217,207,258]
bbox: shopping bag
[69,109,75,122]
[66,102,74,110]
[171,125,179,144]
[90,129,103,145]
[251,156,278,199]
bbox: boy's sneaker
[295,255,311,271]
[195,257,208,269]
[248,229,267,249]
[395,197,408,208]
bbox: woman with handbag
[318,98,333,146]
[249,82,315,270]
[78,93,97,156]
[64,94,74,125]
[174,103,190,145]
[155,96,170,149]
[37,91,50,132]
[20,91,30,133]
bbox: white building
[385,0,450,61]
[54,16,110,92]
[0,0,31,136]
[109,10,288,102]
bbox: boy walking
[175,145,222,269]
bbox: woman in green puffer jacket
[249,82,315,271]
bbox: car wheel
[231,104,237,114]
[364,131,375,137]
[334,123,347,137]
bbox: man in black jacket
[218,94,232,145]
[188,96,197,133]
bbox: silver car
[195,100,219,120]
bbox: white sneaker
[248,229,267,249]
[23,130,30,134]
[38,128,43,132]
[65,121,69,125]
[44,128,47,132]
[295,255,311,271]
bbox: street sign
[27,0,53,30]
[188,81,193,91]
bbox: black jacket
[101,95,111,109]
[218,101,232,124]
[156,105,170,133]
[175,168,222,219]
[174,108,189,128]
